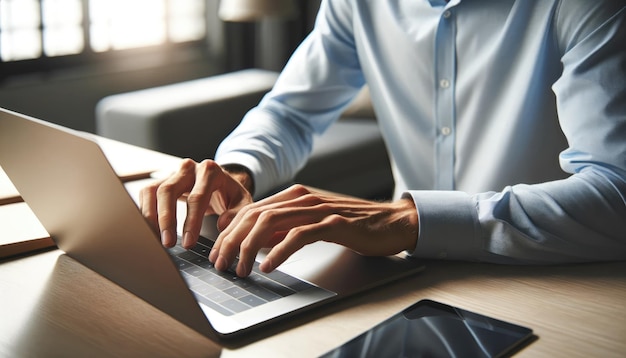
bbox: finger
[156,160,197,247]
[216,185,316,243]
[234,205,330,276]
[209,205,257,272]
[211,175,254,232]
[234,209,281,276]
[253,184,315,208]
[223,185,309,230]
[262,215,349,273]
[209,198,258,264]
[138,179,164,233]
[210,187,325,273]
[181,160,225,249]
[216,207,238,232]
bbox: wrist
[222,164,255,194]
[397,198,419,252]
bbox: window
[1,0,46,61]
[0,0,208,68]
[89,0,206,53]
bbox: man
[140,0,626,278]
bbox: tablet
[320,299,534,358]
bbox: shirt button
[439,79,450,89]
[441,126,452,136]
[443,10,451,19]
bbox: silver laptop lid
[0,108,218,340]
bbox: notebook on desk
[0,107,424,340]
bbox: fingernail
[216,256,227,271]
[161,229,175,247]
[208,248,217,262]
[182,231,193,249]
[237,261,248,277]
[259,258,273,273]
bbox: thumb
[208,190,227,215]
[216,208,238,231]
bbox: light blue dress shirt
[216,0,626,264]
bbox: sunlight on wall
[43,0,84,56]
[90,0,166,52]
[0,0,207,61]
[0,0,43,60]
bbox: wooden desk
[1,138,625,357]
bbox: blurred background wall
[0,0,321,132]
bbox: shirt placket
[433,7,456,190]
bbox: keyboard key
[197,235,215,248]
[223,286,248,299]
[190,243,211,257]
[167,245,186,255]
[172,257,192,270]
[183,274,204,287]
[166,239,314,317]
[248,272,295,297]
[183,266,206,277]
[244,284,282,302]
[190,283,217,296]
[214,269,241,283]
[196,258,214,268]
[260,268,314,292]
[188,253,211,267]
[205,290,231,304]
[198,273,233,290]
[221,299,250,314]
[177,250,199,262]
[194,294,233,316]
[239,294,266,307]
[233,278,254,289]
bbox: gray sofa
[96,69,393,199]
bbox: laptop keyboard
[168,235,315,316]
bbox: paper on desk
[0,202,54,258]
[0,166,21,205]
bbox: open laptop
[0,107,424,341]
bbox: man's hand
[208,184,419,277]
[139,159,253,249]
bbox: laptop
[0,107,424,341]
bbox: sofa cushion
[96,69,392,199]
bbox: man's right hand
[139,158,254,249]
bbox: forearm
[215,1,364,198]
[407,167,626,264]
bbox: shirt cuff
[404,190,481,261]
[215,152,269,200]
